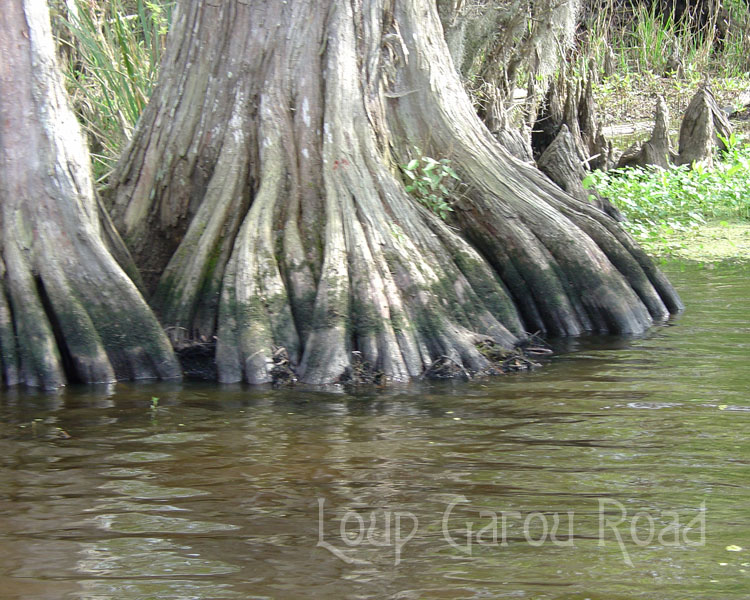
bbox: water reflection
[98,480,209,499]
[77,538,241,599]
[0,262,749,598]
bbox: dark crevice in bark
[0,278,21,387]
[175,340,217,380]
[33,276,83,385]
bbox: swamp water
[0,261,748,599]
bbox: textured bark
[107,0,682,386]
[538,125,591,203]
[533,69,610,171]
[437,0,579,142]
[533,70,618,218]
[0,0,180,388]
[676,85,732,167]
[617,96,676,170]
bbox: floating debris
[270,346,297,387]
[337,351,384,386]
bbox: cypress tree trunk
[106,0,682,385]
[0,0,180,388]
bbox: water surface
[1,261,749,599]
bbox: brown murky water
[1,260,749,599]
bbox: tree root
[422,355,472,380]
[100,0,683,388]
[0,0,180,388]
[475,339,544,374]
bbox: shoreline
[636,220,750,263]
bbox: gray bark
[106,0,682,386]
[538,125,595,205]
[437,0,580,137]
[676,85,733,167]
[617,96,675,170]
[0,0,180,388]
[533,69,610,171]
[537,125,620,219]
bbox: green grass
[584,139,750,245]
[53,0,173,184]
[578,0,750,80]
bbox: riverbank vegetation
[576,0,750,262]
[50,0,172,182]
[581,0,749,76]
[584,136,750,261]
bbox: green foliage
[583,143,750,242]
[54,0,173,184]
[400,155,461,220]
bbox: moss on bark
[102,0,682,386]
[0,0,180,388]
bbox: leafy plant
[583,142,750,244]
[400,155,461,220]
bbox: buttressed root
[101,0,682,386]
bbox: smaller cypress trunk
[0,0,180,388]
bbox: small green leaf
[444,166,460,179]
[726,165,742,177]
